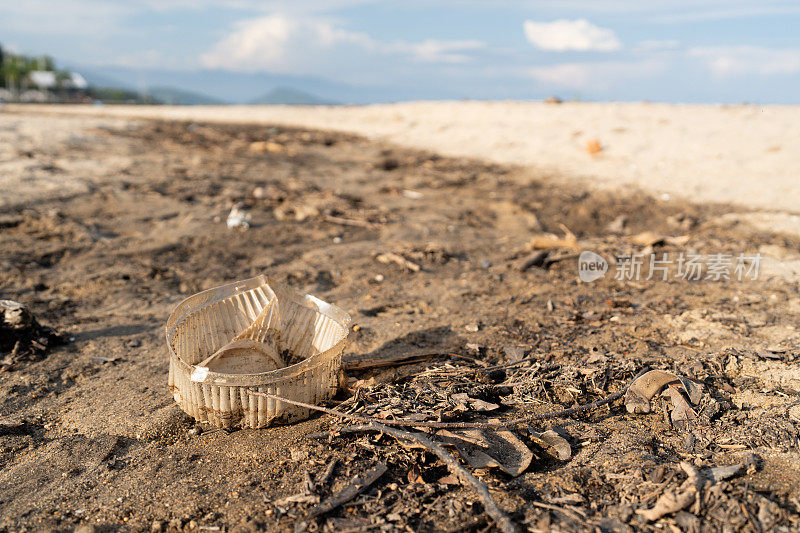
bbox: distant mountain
[74,69,129,90]
[249,86,337,105]
[72,66,431,104]
[147,86,224,105]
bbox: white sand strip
[6,102,800,214]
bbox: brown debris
[337,424,519,533]
[437,427,533,476]
[305,463,387,520]
[529,430,572,461]
[637,462,701,521]
[0,300,63,367]
[586,138,602,155]
[624,369,703,418]
[375,252,421,272]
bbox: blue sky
[1,1,799,103]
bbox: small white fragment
[226,205,251,229]
[402,189,424,199]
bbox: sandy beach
[12,102,800,215]
[2,107,800,531]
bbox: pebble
[290,450,309,462]
[465,324,479,332]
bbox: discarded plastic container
[166,275,350,428]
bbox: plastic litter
[226,205,251,229]
[166,275,351,428]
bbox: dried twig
[247,367,648,430]
[375,252,421,272]
[531,501,586,522]
[307,463,387,519]
[343,351,440,371]
[294,462,387,532]
[323,215,378,229]
[332,422,518,533]
[318,459,338,488]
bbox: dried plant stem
[247,367,648,430]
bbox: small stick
[323,215,378,229]
[338,422,518,533]
[308,462,387,519]
[318,459,338,487]
[531,501,586,521]
[248,367,648,430]
[375,252,421,272]
[343,351,439,371]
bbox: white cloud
[529,59,665,89]
[202,14,485,74]
[523,19,621,52]
[408,39,485,64]
[688,46,800,76]
[201,15,300,71]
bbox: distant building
[68,72,88,89]
[28,70,56,89]
[27,70,88,90]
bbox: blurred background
[1,0,799,105]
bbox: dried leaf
[636,462,700,521]
[666,235,690,246]
[438,473,460,485]
[450,393,500,412]
[273,493,320,506]
[529,235,580,250]
[503,346,526,362]
[530,430,572,461]
[629,231,689,247]
[625,369,702,414]
[630,231,665,247]
[437,428,533,476]
[662,387,697,426]
[705,463,743,484]
[407,464,425,484]
[249,141,284,153]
